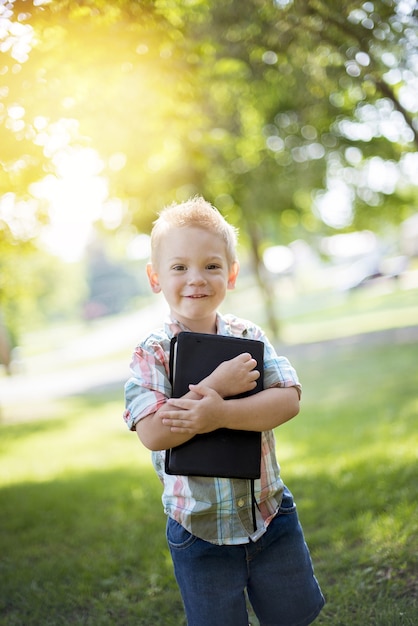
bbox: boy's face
[147,226,239,333]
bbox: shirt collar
[164,312,251,339]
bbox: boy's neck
[171,314,218,335]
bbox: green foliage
[1,0,416,225]
[1,0,417,342]
[0,238,87,342]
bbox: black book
[165,331,264,479]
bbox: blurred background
[0,0,417,413]
[1,3,418,624]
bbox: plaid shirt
[124,312,301,545]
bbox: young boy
[123,197,325,626]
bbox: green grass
[0,392,185,626]
[281,341,418,625]
[1,340,417,625]
[211,275,418,352]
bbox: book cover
[165,331,264,479]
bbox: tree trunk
[247,224,280,340]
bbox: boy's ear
[146,263,161,293]
[227,261,239,290]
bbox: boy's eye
[172,264,187,271]
[207,263,222,270]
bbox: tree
[1,0,417,340]
[174,0,418,331]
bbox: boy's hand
[159,352,261,435]
[205,352,260,398]
[160,385,225,434]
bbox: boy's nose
[188,271,206,285]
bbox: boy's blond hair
[150,196,238,267]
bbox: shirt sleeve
[123,337,172,431]
[222,313,301,398]
[259,332,301,398]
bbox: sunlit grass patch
[0,403,182,625]
[0,340,417,625]
[226,281,418,343]
[0,391,153,486]
[275,341,418,625]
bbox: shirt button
[237,498,245,508]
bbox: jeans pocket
[166,517,198,550]
[278,488,297,515]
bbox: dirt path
[280,324,418,361]
[1,311,416,424]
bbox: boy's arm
[160,384,300,435]
[136,405,196,451]
[136,352,261,451]
[221,385,299,431]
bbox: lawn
[0,284,417,625]
[282,340,418,626]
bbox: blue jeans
[166,489,325,626]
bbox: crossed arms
[136,352,300,452]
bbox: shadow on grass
[285,456,418,626]
[0,468,185,626]
[1,456,417,625]
[1,339,417,625]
